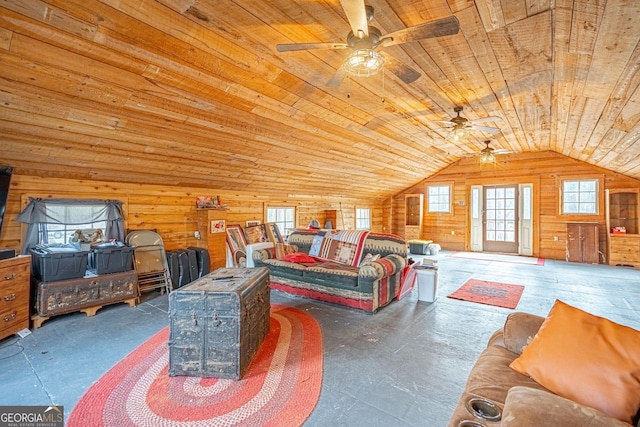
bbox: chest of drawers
[0,255,31,340]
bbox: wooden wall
[393,151,640,261]
[0,175,385,252]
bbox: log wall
[0,175,385,252]
[394,151,640,261]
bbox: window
[44,204,109,245]
[355,208,370,230]
[266,207,295,236]
[562,179,598,214]
[428,185,451,213]
[18,198,125,253]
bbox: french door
[483,185,518,253]
[470,184,533,255]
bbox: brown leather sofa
[448,312,634,427]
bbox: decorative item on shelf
[611,227,627,235]
[246,220,261,227]
[210,220,226,234]
[196,196,227,210]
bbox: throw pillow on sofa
[509,299,640,423]
[281,252,317,264]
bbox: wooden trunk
[32,270,138,326]
[168,267,270,380]
[0,255,31,340]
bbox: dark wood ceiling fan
[276,0,460,87]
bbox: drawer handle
[3,273,16,280]
[3,311,16,322]
[3,293,16,301]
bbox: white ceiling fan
[436,107,502,142]
[276,0,460,87]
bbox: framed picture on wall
[210,220,226,233]
[266,222,284,244]
[246,220,261,227]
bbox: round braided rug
[68,305,323,427]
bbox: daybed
[252,229,407,313]
[449,300,640,427]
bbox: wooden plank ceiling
[1,0,640,199]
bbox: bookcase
[606,189,640,268]
[404,194,423,241]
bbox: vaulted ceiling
[1,0,640,199]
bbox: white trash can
[415,266,438,302]
[428,243,441,256]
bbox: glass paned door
[483,185,518,253]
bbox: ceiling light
[343,49,385,78]
[446,126,469,143]
[480,151,496,164]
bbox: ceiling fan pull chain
[346,74,351,98]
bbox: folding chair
[125,230,173,297]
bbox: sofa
[252,229,407,313]
[449,301,640,426]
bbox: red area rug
[68,305,323,427]
[447,279,524,309]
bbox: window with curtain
[18,198,125,253]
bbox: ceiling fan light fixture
[446,126,469,143]
[343,49,385,77]
[480,151,496,164]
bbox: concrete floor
[1,250,639,426]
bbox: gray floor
[1,251,639,426]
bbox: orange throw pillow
[509,300,640,423]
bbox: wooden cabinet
[404,194,423,241]
[606,189,640,268]
[195,209,228,271]
[0,255,31,340]
[566,223,599,264]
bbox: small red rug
[447,279,524,309]
[68,305,323,427]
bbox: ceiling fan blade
[326,67,347,88]
[340,0,369,38]
[276,42,349,52]
[384,56,421,84]
[468,115,502,124]
[469,125,501,134]
[379,16,460,47]
[434,120,456,127]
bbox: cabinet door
[580,224,599,264]
[566,223,599,264]
[566,223,582,262]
